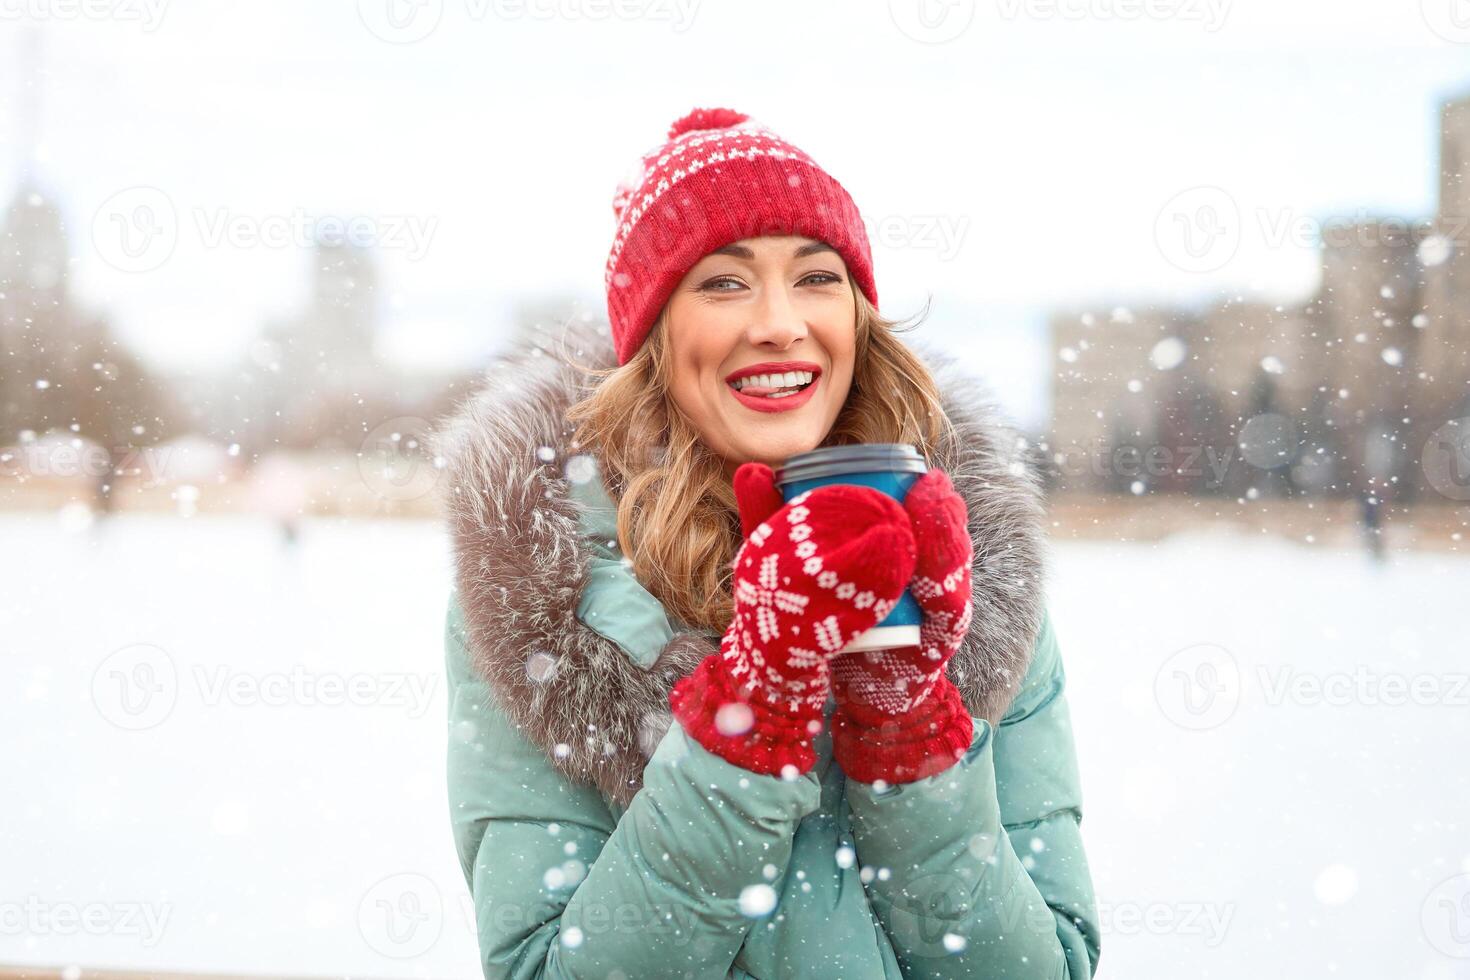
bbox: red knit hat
[604,107,878,366]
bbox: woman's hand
[669,462,916,777]
[829,468,976,784]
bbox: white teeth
[731,370,815,391]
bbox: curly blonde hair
[564,281,956,635]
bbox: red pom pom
[667,107,751,139]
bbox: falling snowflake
[527,651,559,683]
[1150,337,1187,371]
[565,454,597,485]
[1418,234,1453,267]
[738,883,778,918]
[715,702,754,736]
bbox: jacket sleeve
[843,609,1101,979]
[445,597,823,979]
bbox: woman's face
[662,235,857,475]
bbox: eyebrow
[710,241,836,260]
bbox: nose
[745,282,808,349]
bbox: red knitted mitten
[830,468,975,784]
[669,462,916,777]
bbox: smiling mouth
[726,371,819,400]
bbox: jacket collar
[433,316,1050,809]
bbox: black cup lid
[775,443,928,486]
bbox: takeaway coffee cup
[774,443,927,654]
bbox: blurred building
[0,179,171,455]
[178,237,476,461]
[1049,90,1470,502]
[0,26,171,458]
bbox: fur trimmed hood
[433,315,1050,809]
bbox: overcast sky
[3,0,1469,428]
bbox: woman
[436,107,1100,979]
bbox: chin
[731,430,823,468]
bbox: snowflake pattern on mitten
[670,471,916,777]
[829,468,977,785]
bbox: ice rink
[4,512,1467,978]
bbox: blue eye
[701,272,841,291]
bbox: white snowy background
[3,511,1467,978]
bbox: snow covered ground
[3,512,1467,979]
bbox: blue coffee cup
[774,443,927,653]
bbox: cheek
[679,319,740,393]
[670,340,724,421]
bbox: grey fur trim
[432,316,1048,809]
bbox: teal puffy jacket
[436,317,1101,979]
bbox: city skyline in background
[4,4,1470,430]
[1046,87,1470,504]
